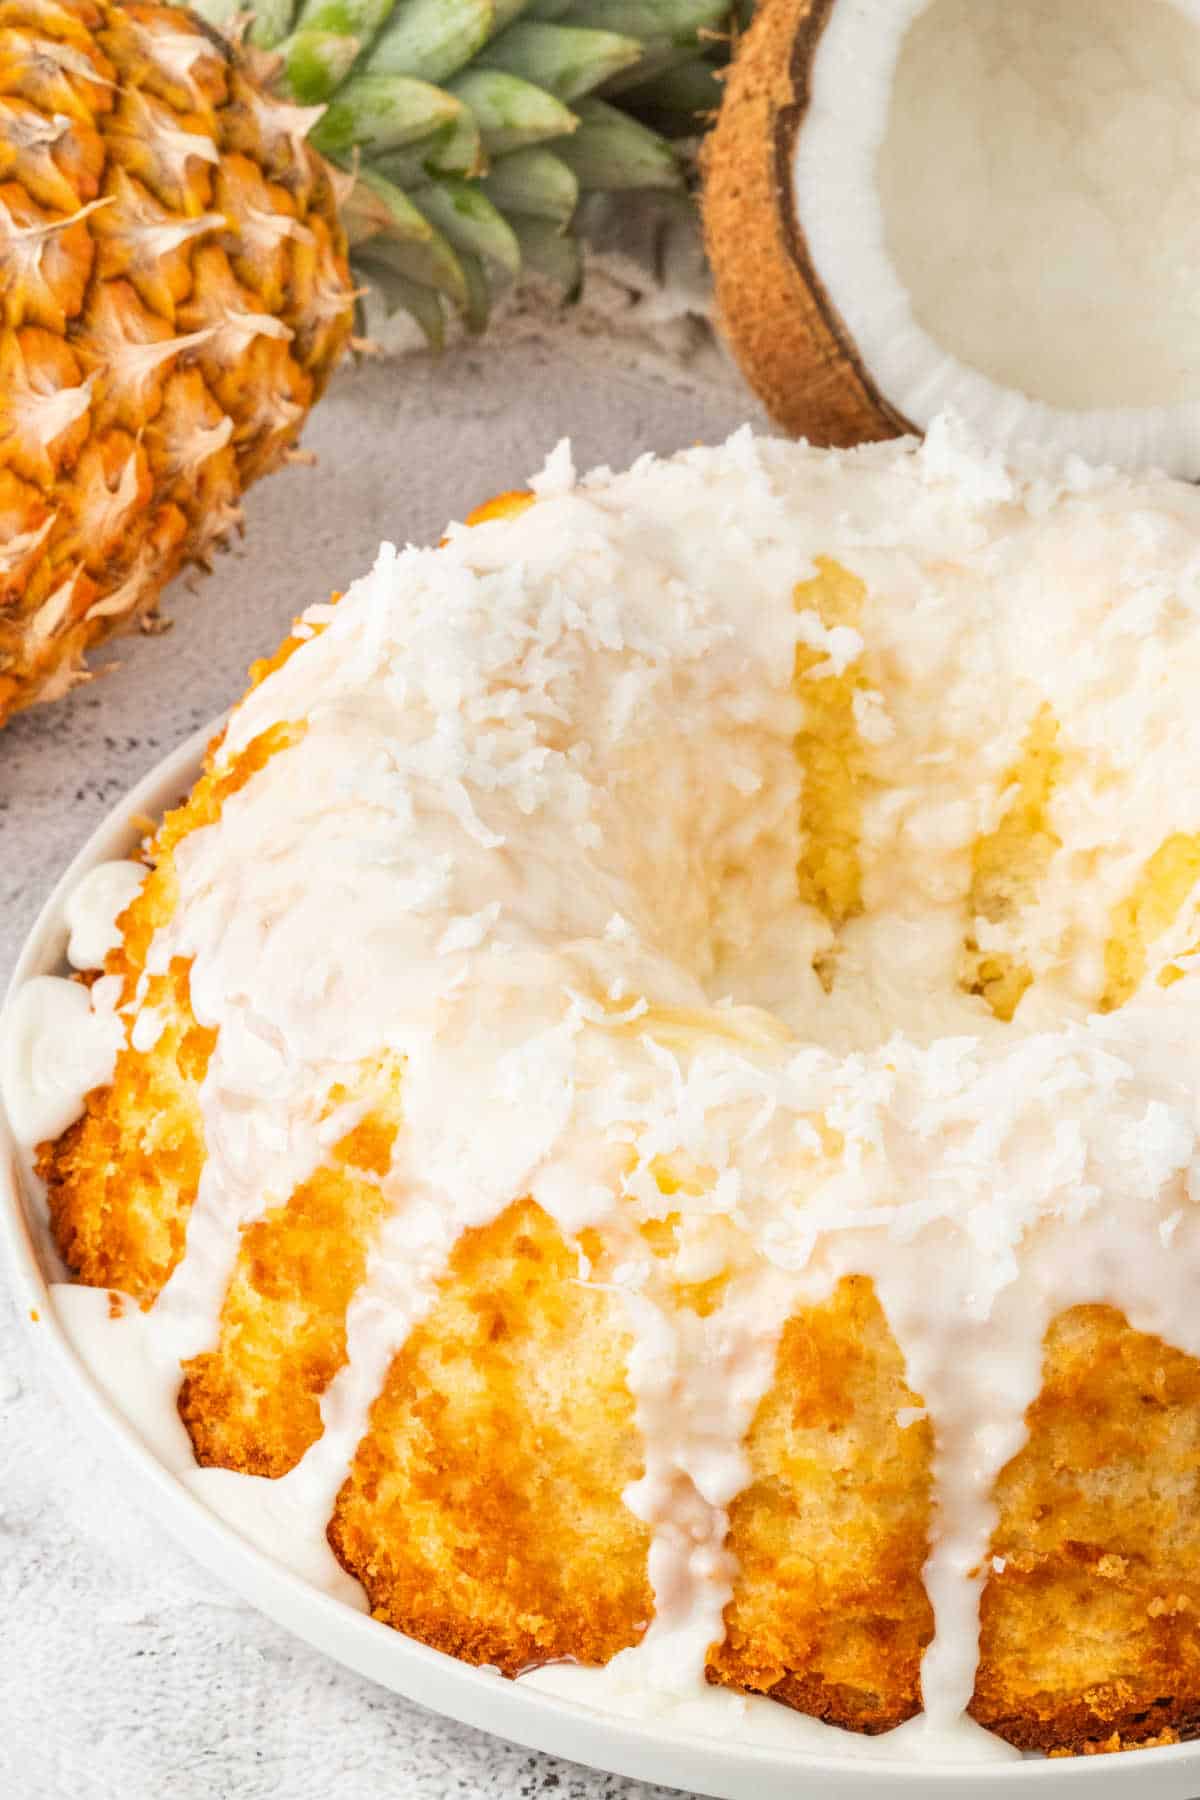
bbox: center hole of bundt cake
[770,560,1200,1049]
[631,558,1200,1057]
[707,903,1019,1060]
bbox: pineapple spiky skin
[0,0,729,726]
[0,0,354,726]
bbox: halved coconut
[703,0,1200,475]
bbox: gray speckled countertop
[0,337,766,1800]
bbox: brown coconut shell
[702,0,914,445]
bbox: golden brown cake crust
[328,1199,655,1675]
[37,711,305,1299]
[709,1276,934,1733]
[972,1305,1200,1753]
[178,1068,402,1478]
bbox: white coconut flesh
[794,0,1200,474]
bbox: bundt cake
[9,420,1200,1761]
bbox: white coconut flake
[530,437,576,498]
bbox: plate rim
[4,721,1200,1799]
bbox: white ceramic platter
[4,724,1200,1800]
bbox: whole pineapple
[1,0,726,728]
[0,0,355,723]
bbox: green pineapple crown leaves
[191,0,733,344]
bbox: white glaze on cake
[2,974,126,1148]
[62,861,147,972]
[9,420,1200,1762]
